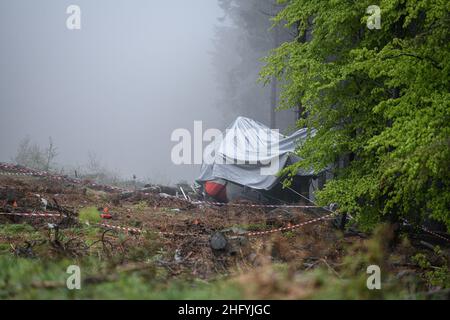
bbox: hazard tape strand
[422,228,450,243]
[0,212,64,218]
[0,164,126,192]
[2,211,449,242]
[0,168,323,209]
[1,166,321,209]
[3,164,449,242]
[189,200,320,209]
[0,212,201,237]
[246,212,336,236]
[0,211,336,238]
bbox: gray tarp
[196,117,316,190]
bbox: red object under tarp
[205,181,227,202]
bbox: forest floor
[0,171,449,299]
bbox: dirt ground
[0,170,449,299]
[0,173,362,274]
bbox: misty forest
[0,0,449,300]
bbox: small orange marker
[103,207,109,213]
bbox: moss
[133,201,148,212]
[0,243,11,254]
[0,223,36,235]
[78,207,101,224]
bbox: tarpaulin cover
[196,117,316,190]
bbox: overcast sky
[0,0,228,184]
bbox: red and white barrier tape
[0,211,336,238]
[3,164,448,241]
[402,218,450,244]
[0,165,77,182]
[0,212,196,237]
[246,212,336,236]
[1,163,323,209]
[0,212,64,218]
[0,165,126,192]
[3,210,448,243]
[98,213,337,237]
[420,227,450,244]
[190,199,320,209]
[154,192,324,209]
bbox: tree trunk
[270,25,279,129]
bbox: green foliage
[0,244,11,254]
[0,223,36,236]
[0,255,243,299]
[0,224,42,242]
[125,232,161,262]
[78,207,101,224]
[133,201,148,212]
[0,222,443,299]
[412,247,450,288]
[262,0,450,230]
[311,224,422,299]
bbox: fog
[0,1,288,185]
[0,0,230,184]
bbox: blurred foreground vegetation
[0,222,448,299]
